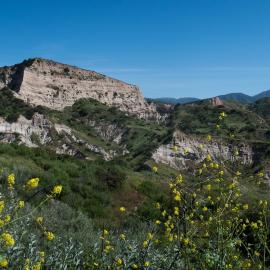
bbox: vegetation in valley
[0,111,269,269]
[0,88,270,268]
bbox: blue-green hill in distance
[148,90,270,105]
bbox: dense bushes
[0,111,269,269]
[96,163,126,189]
[0,87,43,122]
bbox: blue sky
[1,0,270,98]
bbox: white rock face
[0,114,123,160]
[88,120,125,144]
[0,114,52,147]
[0,58,160,120]
[152,130,253,170]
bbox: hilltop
[0,58,159,120]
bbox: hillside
[0,59,270,183]
[0,59,270,269]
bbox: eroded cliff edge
[0,58,160,120]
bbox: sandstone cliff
[152,130,253,170]
[0,58,159,120]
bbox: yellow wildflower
[199,144,204,149]
[229,183,236,189]
[36,216,44,225]
[1,232,15,247]
[26,178,39,189]
[104,245,114,253]
[144,261,150,267]
[251,222,258,230]
[119,206,126,213]
[18,200,25,208]
[4,215,10,223]
[45,231,55,241]
[0,219,4,227]
[0,258,8,268]
[184,148,189,155]
[32,262,42,270]
[119,234,126,240]
[143,240,149,248]
[7,173,15,188]
[52,185,62,195]
[132,264,139,269]
[116,258,123,266]
[174,194,181,201]
[176,174,183,183]
[0,201,5,213]
[39,251,45,263]
[220,111,226,118]
[236,171,241,176]
[152,166,158,173]
[24,258,30,270]
[183,238,189,245]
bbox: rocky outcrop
[0,58,160,120]
[152,130,253,170]
[53,123,127,160]
[0,113,52,147]
[88,120,125,144]
[211,97,224,106]
[0,114,125,160]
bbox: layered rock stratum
[152,130,253,170]
[0,58,159,119]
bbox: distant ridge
[147,97,199,104]
[150,90,270,104]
